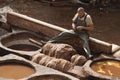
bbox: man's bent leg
[49,30,77,43]
[79,33,93,59]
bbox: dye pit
[0,31,44,55]
[91,60,120,78]
[0,63,35,79]
[8,44,40,51]
[28,74,71,80]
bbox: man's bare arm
[82,24,94,31]
[72,13,78,30]
[76,24,94,31]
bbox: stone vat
[0,31,45,58]
[0,59,35,79]
[83,58,120,80]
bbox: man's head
[77,7,85,17]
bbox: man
[49,7,94,59]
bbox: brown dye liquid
[8,44,39,51]
[91,60,120,78]
[0,64,35,79]
[29,75,70,80]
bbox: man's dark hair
[77,7,85,12]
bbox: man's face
[78,10,85,18]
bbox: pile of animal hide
[41,42,87,65]
[32,54,74,72]
[41,42,78,61]
[32,42,87,72]
[71,54,87,65]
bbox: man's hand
[72,26,76,30]
[72,23,77,31]
[76,26,84,30]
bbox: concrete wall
[7,12,67,38]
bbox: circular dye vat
[0,31,43,54]
[8,44,39,51]
[0,60,35,79]
[28,74,71,80]
[91,60,120,78]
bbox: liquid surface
[91,60,120,78]
[8,44,39,51]
[0,64,35,79]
